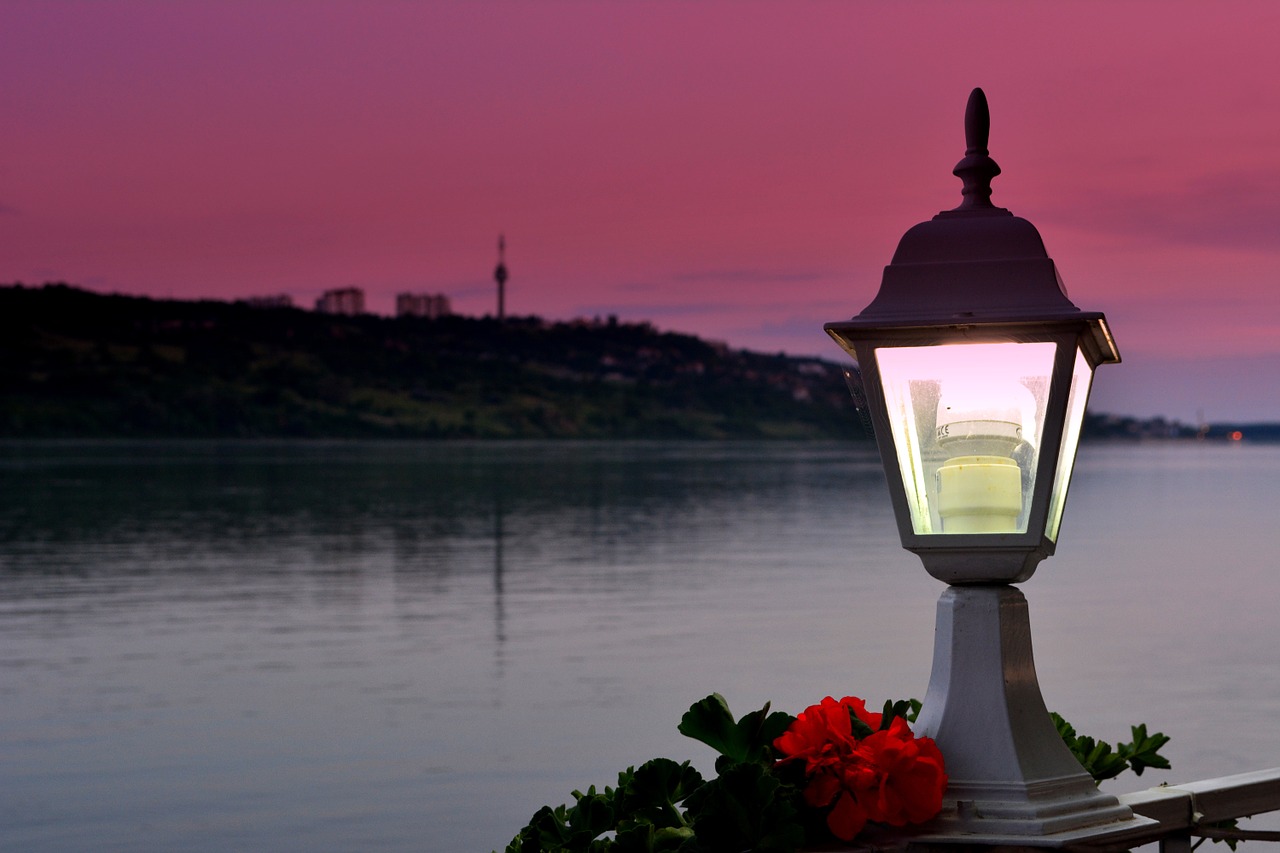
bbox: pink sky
[4,1,1280,422]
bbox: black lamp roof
[827,89,1116,343]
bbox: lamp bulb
[934,380,1035,533]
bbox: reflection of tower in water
[492,489,506,652]
[493,234,508,321]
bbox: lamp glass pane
[876,341,1057,535]
[1045,346,1093,542]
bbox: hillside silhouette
[7,284,1271,442]
[1,284,864,439]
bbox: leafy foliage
[1195,819,1241,852]
[499,696,1169,853]
[501,695,803,853]
[503,766,702,853]
[620,760,705,831]
[680,761,803,853]
[1051,714,1171,782]
[677,693,793,770]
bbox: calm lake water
[2,440,1279,852]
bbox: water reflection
[4,441,1276,852]
[494,489,507,659]
[1,439,891,568]
[2,440,907,847]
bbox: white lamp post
[826,89,1152,844]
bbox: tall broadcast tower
[494,234,508,321]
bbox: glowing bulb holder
[937,455,1022,532]
[935,382,1034,533]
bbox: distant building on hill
[241,294,294,309]
[396,292,452,319]
[315,287,365,315]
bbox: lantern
[825,89,1119,584]
[824,89,1153,843]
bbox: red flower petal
[804,771,842,808]
[826,791,869,841]
[838,696,882,731]
[776,696,948,839]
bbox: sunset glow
[4,1,1280,421]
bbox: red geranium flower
[774,696,947,841]
[772,695,879,763]
[857,717,947,826]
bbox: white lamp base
[911,585,1153,843]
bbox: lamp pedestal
[911,585,1151,845]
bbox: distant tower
[494,234,508,321]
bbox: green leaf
[678,695,741,759]
[620,758,703,829]
[525,804,575,850]
[1080,737,1129,782]
[1194,818,1240,851]
[879,699,916,730]
[567,787,617,839]
[678,694,793,766]
[742,706,796,762]
[847,707,875,739]
[682,762,803,853]
[1121,724,1172,776]
[1051,712,1171,783]
[613,819,694,853]
[1051,711,1078,743]
[612,819,654,853]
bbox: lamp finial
[952,88,1002,211]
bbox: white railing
[840,769,1280,853]
[1108,768,1280,853]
